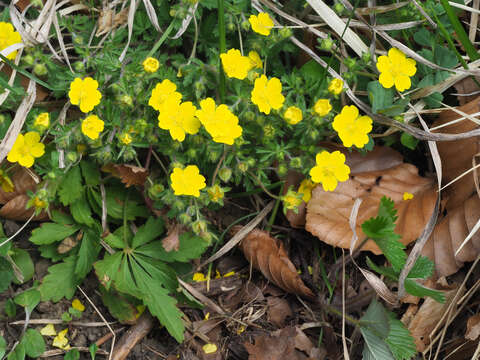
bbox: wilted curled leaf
[238,229,314,298]
[102,164,148,187]
[0,194,47,221]
[306,163,437,254]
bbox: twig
[111,312,155,360]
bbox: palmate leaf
[131,217,164,249]
[70,192,94,226]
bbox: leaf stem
[217,0,226,102]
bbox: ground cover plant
[1,0,480,358]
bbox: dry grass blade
[172,3,198,39]
[142,0,161,32]
[178,278,226,315]
[354,1,409,14]
[238,229,314,298]
[119,0,136,62]
[306,0,368,56]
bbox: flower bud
[278,27,292,39]
[73,36,84,45]
[309,129,319,141]
[178,213,191,224]
[277,163,288,177]
[148,184,164,199]
[173,199,185,211]
[241,20,250,31]
[218,167,232,183]
[263,124,275,138]
[200,231,213,243]
[186,148,197,159]
[73,61,84,72]
[319,37,334,51]
[361,51,372,64]
[344,57,356,70]
[22,55,34,66]
[47,171,56,179]
[244,111,255,122]
[118,94,133,107]
[33,63,47,76]
[66,152,78,163]
[122,147,136,161]
[192,220,208,235]
[237,162,248,173]
[208,150,221,163]
[290,157,302,169]
[333,2,344,14]
[171,161,184,170]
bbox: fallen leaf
[162,223,183,252]
[306,163,437,254]
[0,194,48,221]
[453,77,480,105]
[102,164,148,188]
[244,327,301,360]
[0,167,37,204]
[203,344,218,354]
[466,313,480,341]
[57,233,81,254]
[267,297,293,327]
[96,8,129,36]
[238,229,314,298]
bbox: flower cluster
[7,132,45,168]
[332,105,372,148]
[170,165,206,197]
[376,48,416,92]
[310,151,350,192]
[0,22,22,60]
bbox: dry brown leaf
[162,223,183,252]
[0,194,47,221]
[406,283,459,351]
[306,163,437,254]
[96,8,129,36]
[466,313,480,341]
[102,164,148,187]
[239,229,314,298]
[57,231,82,254]
[432,96,480,209]
[0,167,37,204]
[453,77,480,105]
[266,297,293,327]
[244,327,301,360]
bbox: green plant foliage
[20,329,45,358]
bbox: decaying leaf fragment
[102,164,148,187]
[306,163,437,254]
[244,327,300,360]
[239,229,314,298]
[96,8,129,36]
[466,313,480,341]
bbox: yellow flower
[170,165,206,197]
[223,271,235,277]
[332,105,372,148]
[298,179,315,202]
[40,324,57,337]
[193,272,207,282]
[377,48,417,92]
[158,99,200,142]
[309,151,350,192]
[284,106,303,125]
[249,12,274,36]
[68,77,102,113]
[0,22,21,60]
[119,133,132,145]
[32,196,47,210]
[403,192,414,200]
[203,344,218,354]
[149,79,182,111]
[71,299,85,312]
[142,57,159,73]
[248,51,263,69]
[0,170,14,193]
[196,97,242,145]
[328,78,343,95]
[220,49,253,80]
[81,115,104,140]
[207,184,225,203]
[7,132,45,168]
[282,189,303,211]
[52,329,70,350]
[237,325,246,335]
[34,112,49,130]
[251,75,285,115]
[314,99,332,116]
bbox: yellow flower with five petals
[0,22,21,60]
[142,57,159,73]
[148,79,182,111]
[158,98,199,142]
[7,132,45,168]
[309,151,350,192]
[332,105,372,148]
[313,99,332,116]
[284,106,302,125]
[251,75,285,115]
[376,48,416,92]
[170,165,206,197]
[34,112,49,130]
[249,12,274,36]
[328,78,344,95]
[68,77,102,113]
[220,49,253,80]
[81,115,104,140]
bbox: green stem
[148,21,176,57]
[265,182,284,232]
[439,0,480,61]
[217,0,226,102]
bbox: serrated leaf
[64,349,80,360]
[11,248,34,284]
[424,92,443,108]
[408,256,434,279]
[100,286,138,324]
[366,257,398,281]
[400,132,419,150]
[0,335,6,358]
[361,300,395,360]
[132,254,177,291]
[413,28,434,47]
[378,197,397,222]
[59,166,83,206]
[361,328,395,360]
[374,236,407,273]
[417,74,434,88]
[51,211,75,225]
[361,299,390,335]
[103,233,125,249]
[7,342,25,360]
[39,256,79,301]
[131,217,164,249]
[434,46,458,68]
[385,314,416,360]
[81,160,100,187]
[91,186,148,220]
[14,288,40,313]
[29,223,80,245]
[71,193,94,226]
[378,98,410,117]
[368,81,393,113]
[404,279,445,303]
[135,232,209,262]
[38,244,66,262]
[0,256,13,292]
[21,329,45,358]
[94,252,124,290]
[75,230,101,279]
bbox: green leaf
[51,211,75,225]
[38,244,65,262]
[0,335,5,358]
[64,349,80,360]
[103,233,124,249]
[417,74,434,88]
[385,314,416,360]
[89,344,98,360]
[368,81,393,113]
[434,46,458,68]
[75,230,101,279]
[360,300,394,360]
[378,98,410,117]
[414,28,434,48]
[100,286,138,324]
[14,288,40,313]
[59,166,83,206]
[404,279,445,303]
[11,248,34,284]
[4,298,16,317]
[94,252,124,291]
[424,92,443,108]
[80,160,100,187]
[400,132,419,150]
[29,223,79,245]
[408,256,435,279]
[135,232,209,262]
[366,257,398,281]
[378,197,397,222]
[7,342,25,360]
[361,328,394,360]
[39,256,79,301]
[132,255,177,291]
[21,329,45,358]
[131,217,164,249]
[71,193,94,226]
[0,256,14,292]
[374,236,407,273]
[91,186,148,220]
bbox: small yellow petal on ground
[203,343,218,354]
[40,324,56,337]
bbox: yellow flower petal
[52,329,70,350]
[203,343,218,354]
[40,324,57,337]
[376,48,416,92]
[193,272,207,282]
[72,299,85,312]
[249,12,274,36]
[170,165,206,197]
[403,192,414,200]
